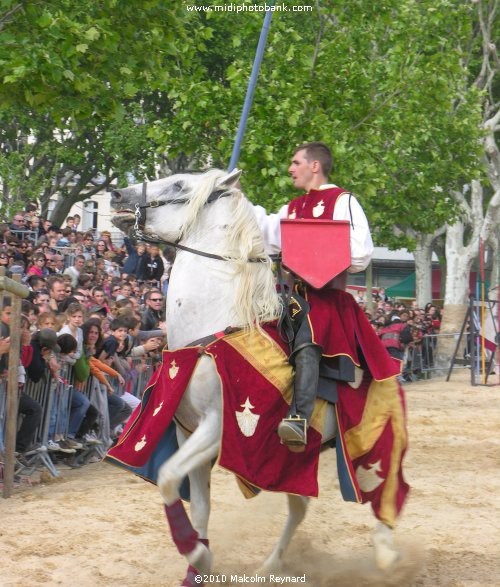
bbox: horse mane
[180,169,282,329]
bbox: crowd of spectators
[0,203,175,466]
[1,201,445,472]
[356,289,442,381]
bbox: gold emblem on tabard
[169,359,179,379]
[153,401,164,417]
[312,199,325,218]
[134,435,147,452]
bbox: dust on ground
[0,372,499,587]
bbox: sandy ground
[1,371,499,587]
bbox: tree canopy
[0,0,486,239]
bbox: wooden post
[2,273,29,498]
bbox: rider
[253,142,375,447]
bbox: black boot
[278,345,322,448]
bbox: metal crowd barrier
[0,354,158,490]
[403,332,470,379]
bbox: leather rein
[133,181,268,264]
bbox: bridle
[132,181,268,263]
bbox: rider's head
[288,142,332,191]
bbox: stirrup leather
[277,415,307,446]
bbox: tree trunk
[414,234,434,307]
[49,194,82,226]
[435,220,477,369]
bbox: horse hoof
[186,541,213,575]
[182,565,203,587]
[258,555,283,576]
[372,522,400,570]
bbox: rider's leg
[278,343,322,446]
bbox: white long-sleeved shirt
[253,184,374,273]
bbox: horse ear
[217,168,242,188]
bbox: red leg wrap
[164,501,199,555]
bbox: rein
[133,181,268,264]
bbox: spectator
[48,276,69,313]
[72,214,81,232]
[57,303,85,363]
[63,255,86,288]
[140,289,164,331]
[378,311,413,361]
[95,239,109,259]
[82,233,96,260]
[122,238,146,276]
[9,214,28,239]
[26,252,49,277]
[136,244,164,285]
[99,230,116,253]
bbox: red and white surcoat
[253,184,374,274]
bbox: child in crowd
[57,303,85,363]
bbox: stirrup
[278,415,307,448]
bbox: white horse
[110,169,398,586]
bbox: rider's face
[288,149,317,191]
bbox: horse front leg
[372,521,399,569]
[259,494,309,575]
[158,411,220,584]
[177,428,213,586]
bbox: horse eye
[173,181,184,191]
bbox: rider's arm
[251,203,288,255]
[333,193,374,273]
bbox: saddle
[316,355,355,404]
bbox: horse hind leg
[158,411,220,581]
[259,494,309,575]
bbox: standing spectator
[95,239,108,259]
[72,214,81,232]
[82,233,96,260]
[48,276,69,313]
[63,254,86,288]
[378,312,412,361]
[26,253,49,277]
[122,238,146,277]
[9,214,27,239]
[137,244,164,285]
[99,230,116,253]
[140,289,164,331]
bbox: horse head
[110,169,242,242]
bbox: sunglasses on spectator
[150,298,163,302]
[65,289,72,293]
[0,256,8,260]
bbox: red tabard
[287,186,349,220]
